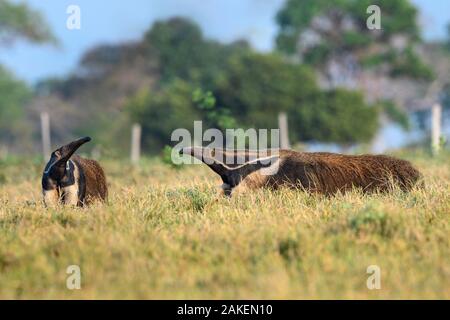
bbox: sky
[0,0,449,84]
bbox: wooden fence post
[278,112,290,149]
[131,123,142,164]
[431,103,442,156]
[40,112,51,161]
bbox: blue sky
[1,0,449,84]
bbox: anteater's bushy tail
[293,152,423,194]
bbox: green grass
[0,152,449,299]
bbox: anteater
[42,137,108,207]
[180,147,423,197]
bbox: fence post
[278,112,290,149]
[431,103,442,156]
[40,112,51,161]
[131,123,142,164]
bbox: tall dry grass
[0,151,449,299]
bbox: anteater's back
[72,155,108,204]
[274,151,422,194]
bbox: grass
[0,151,449,299]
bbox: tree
[276,0,430,81]
[143,17,249,87]
[34,16,382,153]
[0,0,55,46]
[0,0,55,152]
[192,89,237,130]
[125,80,202,152]
[215,52,379,145]
[275,0,432,132]
[215,52,318,128]
[79,43,145,77]
[0,66,31,145]
[292,89,378,144]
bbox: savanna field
[0,150,449,299]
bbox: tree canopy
[7,8,440,154]
[25,17,383,153]
[125,19,380,150]
[276,0,433,82]
[0,0,55,46]
[0,0,55,151]
[0,66,30,144]
[143,17,249,87]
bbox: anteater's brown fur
[72,154,108,204]
[263,150,422,195]
[181,147,423,196]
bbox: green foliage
[442,83,450,111]
[216,52,318,128]
[292,89,379,144]
[278,234,302,263]
[144,18,204,83]
[303,43,331,66]
[362,47,434,81]
[216,52,379,145]
[193,89,216,110]
[0,66,31,143]
[30,16,386,153]
[0,0,55,149]
[375,100,410,130]
[350,0,420,39]
[342,31,372,50]
[277,0,420,49]
[276,0,429,79]
[125,80,201,153]
[161,145,182,169]
[192,89,237,129]
[125,29,382,149]
[389,47,434,80]
[183,188,209,212]
[143,17,248,87]
[0,0,55,45]
[276,0,333,54]
[166,187,209,212]
[348,205,392,237]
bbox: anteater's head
[179,146,279,189]
[42,137,91,183]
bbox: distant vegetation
[0,0,55,152]
[0,0,449,156]
[276,0,433,81]
[28,17,384,154]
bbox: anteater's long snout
[59,136,92,162]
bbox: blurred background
[0,0,449,159]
